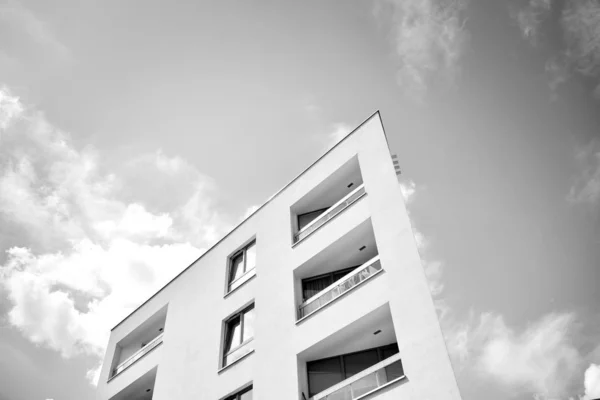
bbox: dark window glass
[306,343,400,397]
[307,357,343,397]
[223,316,241,355]
[381,343,399,359]
[302,275,333,300]
[343,349,380,378]
[223,304,255,366]
[298,208,329,231]
[225,386,253,400]
[228,241,256,291]
[230,253,244,282]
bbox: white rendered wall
[96,112,461,400]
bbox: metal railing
[298,255,383,319]
[112,333,164,377]
[294,184,366,243]
[312,353,405,400]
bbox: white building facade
[96,112,462,400]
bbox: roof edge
[111,110,383,331]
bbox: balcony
[112,333,163,377]
[294,219,381,322]
[109,306,167,382]
[294,184,366,243]
[311,353,405,400]
[298,304,405,400]
[298,255,382,320]
[292,155,365,245]
[108,366,157,400]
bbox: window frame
[222,303,255,367]
[223,385,253,400]
[226,239,257,294]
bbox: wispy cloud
[513,0,600,99]
[0,86,229,384]
[561,0,600,98]
[374,0,470,100]
[510,0,553,47]
[567,138,600,206]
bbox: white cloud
[446,312,586,399]
[374,0,470,99]
[567,138,600,206]
[511,0,552,47]
[399,179,417,205]
[582,364,600,399]
[0,86,23,130]
[323,123,352,150]
[562,0,600,97]
[0,86,224,384]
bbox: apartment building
[96,112,462,400]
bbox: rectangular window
[224,385,253,400]
[307,343,400,397]
[223,304,255,367]
[227,240,257,293]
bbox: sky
[0,0,599,399]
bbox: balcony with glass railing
[311,352,405,400]
[108,305,167,383]
[298,303,403,400]
[112,332,164,378]
[298,255,383,320]
[291,155,365,245]
[294,183,366,243]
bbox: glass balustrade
[112,333,164,377]
[313,353,404,400]
[294,184,366,243]
[298,256,382,319]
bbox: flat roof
[111,110,390,331]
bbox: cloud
[374,0,470,99]
[323,123,352,150]
[510,0,553,47]
[446,311,586,399]
[582,364,600,399]
[398,178,447,315]
[561,0,600,97]
[0,86,226,384]
[399,175,597,399]
[567,138,600,206]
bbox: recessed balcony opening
[294,219,382,321]
[297,304,404,400]
[109,366,157,400]
[110,306,167,379]
[291,156,365,244]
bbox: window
[223,304,255,367]
[298,208,328,231]
[227,240,256,293]
[301,266,359,301]
[224,385,253,400]
[307,343,400,397]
